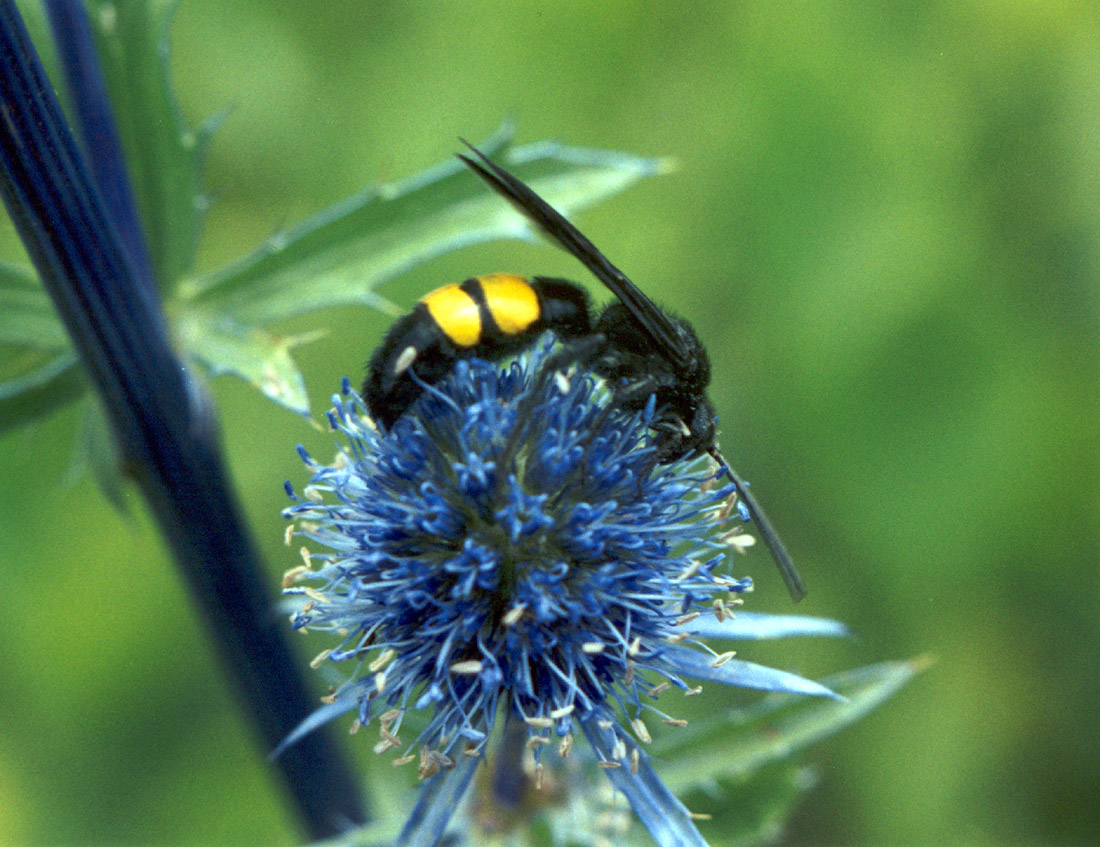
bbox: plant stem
[0,1,366,836]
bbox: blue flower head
[282,340,841,847]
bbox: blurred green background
[1,0,1098,844]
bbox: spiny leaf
[681,762,812,847]
[0,350,84,432]
[69,399,129,513]
[0,262,83,430]
[0,262,68,348]
[86,0,210,286]
[656,658,927,793]
[176,309,319,415]
[181,130,670,328]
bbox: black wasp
[363,143,806,602]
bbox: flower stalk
[44,0,155,292]
[0,1,364,836]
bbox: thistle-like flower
[281,342,841,847]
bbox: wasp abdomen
[364,274,591,429]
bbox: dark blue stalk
[44,0,155,295]
[0,1,365,837]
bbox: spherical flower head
[281,340,839,847]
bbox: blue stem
[44,0,156,295]
[0,1,365,837]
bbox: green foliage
[3,1,1097,845]
[0,5,667,430]
[682,763,810,847]
[0,349,82,431]
[0,263,68,349]
[86,0,210,286]
[0,263,83,430]
[174,134,666,413]
[181,131,669,326]
[657,660,925,792]
[646,660,924,846]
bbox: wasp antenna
[710,449,806,603]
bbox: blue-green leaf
[655,658,927,793]
[0,263,83,430]
[86,0,210,286]
[0,350,84,432]
[69,399,129,512]
[181,130,670,327]
[680,761,811,847]
[176,310,318,415]
[0,262,68,348]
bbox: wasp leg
[543,332,608,378]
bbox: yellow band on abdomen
[421,284,481,347]
[479,273,540,336]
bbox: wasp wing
[459,142,692,371]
